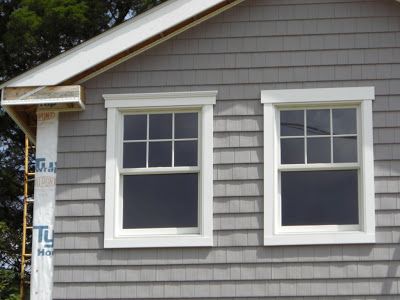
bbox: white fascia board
[261,87,375,104]
[1,97,79,106]
[0,0,226,88]
[104,91,218,108]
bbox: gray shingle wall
[53,0,400,298]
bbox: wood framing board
[2,85,84,110]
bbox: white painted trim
[265,232,375,246]
[263,104,277,244]
[104,108,119,246]
[262,87,376,246]
[105,235,213,248]
[0,0,235,88]
[361,100,376,236]
[104,92,215,248]
[261,87,375,104]
[104,91,217,108]
[1,97,80,106]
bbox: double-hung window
[103,91,216,248]
[262,87,375,245]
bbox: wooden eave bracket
[1,85,85,143]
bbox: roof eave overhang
[0,0,243,89]
[0,0,244,142]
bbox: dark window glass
[333,109,357,135]
[281,170,359,226]
[307,137,331,163]
[281,138,304,164]
[333,137,358,163]
[175,141,198,166]
[307,109,330,136]
[175,113,198,139]
[280,110,304,136]
[149,141,172,167]
[123,142,146,168]
[123,174,198,228]
[149,114,172,139]
[124,115,147,140]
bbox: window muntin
[120,110,200,235]
[278,106,361,231]
[122,112,199,169]
[279,108,358,165]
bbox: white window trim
[104,91,216,248]
[262,87,375,246]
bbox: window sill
[264,231,375,246]
[104,234,213,248]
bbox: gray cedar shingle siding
[53,0,400,298]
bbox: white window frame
[103,91,216,248]
[262,87,376,246]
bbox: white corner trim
[104,91,217,108]
[261,87,375,104]
[1,0,232,88]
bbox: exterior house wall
[53,0,400,298]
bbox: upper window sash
[277,106,361,169]
[120,110,201,173]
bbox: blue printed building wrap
[31,110,59,300]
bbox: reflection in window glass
[280,110,304,136]
[149,114,172,139]
[281,138,304,164]
[307,109,330,135]
[175,113,198,139]
[149,142,172,167]
[281,170,359,226]
[307,137,330,163]
[124,115,147,140]
[333,137,358,163]
[175,141,198,166]
[333,109,357,135]
[123,174,198,229]
[123,142,146,168]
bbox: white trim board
[0,0,241,88]
[104,91,218,108]
[261,87,375,104]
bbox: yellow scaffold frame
[20,136,34,300]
